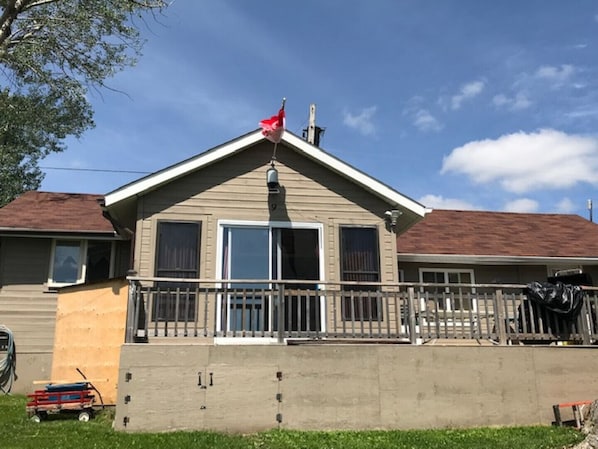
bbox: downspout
[98,199,135,272]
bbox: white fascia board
[398,253,598,265]
[283,133,428,218]
[104,130,428,218]
[104,132,264,207]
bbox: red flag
[259,107,285,143]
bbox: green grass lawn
[0,394,585,449]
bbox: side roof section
[103,130,428,219]
[0,191,115,235]
[397,209,598,263]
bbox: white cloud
[556,197,576,213]
[413,109,443,132]
[492,94,509,107]
[418,194,480,210]
[511,93,532,110]
[492,92,531,111]
[441,129,598,193]
[535,64,575,84]
[503,198,539,213]
[564,107,598,119]
[451,80,485,110]
[343,106,377,136]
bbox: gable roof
[0,191,116,235]
[397,209,598,263]
[103,130,428,220]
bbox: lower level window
[49,239,114,286]
[420,269,476,311]
[51,240,83,284]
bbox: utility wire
[40,166,151,175]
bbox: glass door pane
[277,228,320,332]
[224,227,270,332]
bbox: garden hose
[0,325,17,394]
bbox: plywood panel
[51,278,128,404]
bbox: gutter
[397,253,598,265]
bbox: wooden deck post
[580,293,592,346]
[277,283,285,344]
[125,272,138,343]
[407,287,418,344]
[494,289,508,345]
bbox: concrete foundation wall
[114,344,598,433]
[10,352,52,394]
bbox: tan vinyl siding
[134,141,397,283]
[0,236,56,352]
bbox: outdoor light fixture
[267,164,280,193]
[385,209,402,227]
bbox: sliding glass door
[219,222,322,334]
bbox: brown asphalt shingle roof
[0,191,114,234]
[397,209,598,258]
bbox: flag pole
[270,97,286,165]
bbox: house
[0,191,129,389]
[98,129,597,432]
[3,129,598,432]
[397,209,598,286]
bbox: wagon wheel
[78,410,93,422]
[31,411,47,423]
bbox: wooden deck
[125,277,598,345]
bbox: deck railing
[125,276,598,345]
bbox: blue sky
[40,0,598,217]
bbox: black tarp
[525,281,584,319]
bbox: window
[86,241,112,283]
[49,239,114,286]
[51,240,84,284]
[218,222,322,333]
[420,269,476,311]
[153,221,201,322]
[340,226,381,321]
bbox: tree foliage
[0,0,168,206]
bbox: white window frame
[418,268,477,312]
[215,220,325,334]
[48,238,115,288]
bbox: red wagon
[26,382,96,422]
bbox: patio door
[277,228,321,332]
[219,223,322,334]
